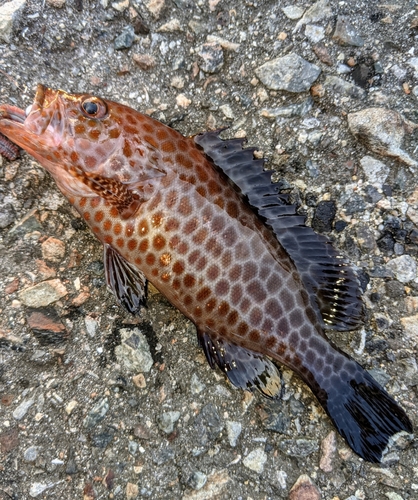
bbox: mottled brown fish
[0,84,412,462]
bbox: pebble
[386,255,417,283]
[12,398,35,420]
[360,155,389,186]
[29,482,56,498]
[333,16,364,46]
[176,93,191,108]
[294,0,333,32]
[323,75,366,99]
[347,108,418,168]
[357,224,377,251]
[41,237,65,262]
[19,279,68,307]
[368,368,391,387]
[206,35,240,52]
[312,200,337,233]
[255,53,321,93]
[146,0,165,19]
[407,57,418,77]
[111,0,129,11]
[157,410,181,434]
[92,429,116,449]
[385,493,404,500]
[114,25,135,50]
[226,420,242,447]
[0,203,17,228]
[312,43,333,65]
[305,25,325,43]
[277,470,288,489]
[183,470,230,500]
[157,18,182,32]
[46,0,65,7]
[344,194,366,215]
[282,6,304,20]
[219,104,234,119]
[261,97,313,119]
[27,307,67,345]
[171,76,184,89]
[114,327,154,373]
[400,315,418,340]
[83,397,109,429]
[132,373,147,388]
[242,447,267,473]
[65,400,78,415]
[193,403,223,447]
[84,315,98,337]
[133,53,156,70]
[278,438,319,457]
[258,401,291,433]
[24,445,39,462]
[0,0,26,43]
[319,431,336,472]
[190,373,206,394]
[289,474,321,500]
[128,440,138,455]
[198,42,224,73]
[0,428,19,453]
[187,471,207,490]
[126,482,139,499]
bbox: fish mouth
[0,83,65,156]
[0,83,47,123]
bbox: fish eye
[80,97,107,119]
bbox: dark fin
[307,354,413,463]
[197,330,283,399]
[104,244,148,315]
[194,131,363,331]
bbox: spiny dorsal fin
[197,330,283,399]
[104,245,148,315]
[194,130,363,331]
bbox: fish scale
[0,84,412,463]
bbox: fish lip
[0,83,46,124]
[0,104,25,123]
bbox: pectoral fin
[104,244,148,315]
[198,330,283,399]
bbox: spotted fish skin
[0,85,412,463]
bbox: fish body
[0,85,412,462]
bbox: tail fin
[307,356,413,463]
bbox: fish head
[0,84,154,198]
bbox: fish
[0,84,412,463]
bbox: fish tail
[301,350,413,463]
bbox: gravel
[0,0,417,498]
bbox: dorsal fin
[194,131,363,331]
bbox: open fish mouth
[0,83,66,159]
[0,83,49,127]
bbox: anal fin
[104,245,148,315]
[198,330,283,399]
